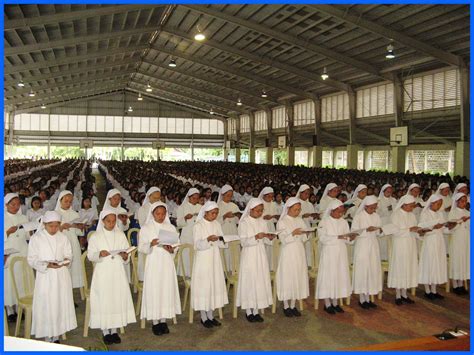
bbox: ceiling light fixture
[18,80,25,87]
[41,104,46,109]
[128,106,133,112]
[236,98,242,106]
[168,58,177,67]
[261,90,268,98]
[137,92,143,101]
[210,108,215,115]
[28,90,35,97]
[321,67,329,80]
[146,82,152,92]
[386,44,395,59]
[194,26,206,41]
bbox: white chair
[220,240,241,318]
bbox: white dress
[315,217,352,299]
[190,219,228,311]
[139,220,181,320]
[88,229,136,329]
[28,230,77,338]
[418,209,448,285]
[262,201,278,270]
[377,195,397,260]
[4,211,29,307]
[448,207,470,280]
[56,207,84,289]
[217,201,240,270]
[26,208,45,223]
[387,209,419,289]
[276,215,309,301]
[236,217,272,310]
[299,199,316,268]
[176,202,202,277]
[351,211,383,295]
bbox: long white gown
[190,219,228,311]
[217,200,240,269]
[262,200,278,270]
[276,215,309,301]
[387,209,419,289]
[4,211,29,307]
[27,230,77,338]
[418,209,448,285]
[448,207,470,280]
[88,229,136,329]
[139,220,181,320]
[56,207,84,289]
[315,216,352,299]
[299,199,316,268]
[176,202,202,277]
[236,216,272,310]
[351,211,383,296]
[377,195,397,260]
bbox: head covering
[35,211,62,235]
[196,201,219,222]
[436,182,451,196]
[378,184,392,199]
[350,184,368,200]
[394,195,416,212]
[257,187,274,200]
[278,197,301,222]
[145,201,171,225]
[181,187,200,207]
[96,209,119,233]
[454,183,468,195]
[355,195,379,217]
[323,199,344,219]
[217,184,233,204]
[296,184,311,200]
[407,183,421,195]
[104,188,121,210]
[54,190,73,211]
[321,183,338,198]
[117,206,132,216]
[452,192,466,205]
[143,187,161,206]
[4,193,22,215]
[240,198,264,223]
[422,194,443,214]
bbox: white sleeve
[27,237,48,273]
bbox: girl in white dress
[448,192,470,295]
[26,196,45,223]
[418,194,456,300]
[276,197,309,317]
[136,187,161,227]
[377,184,397,260]
[88,210,136,345]
[346,184,368,219]
[296,184,318,268]
[28,211,77,343]
[351,195,383,309]
[191,201,228,328]
[258,187,279,270]
[316,200,355,315]
[217,185,241,269]
[177,188,202,277]
[139,202,181,335]
[236,198,274,322]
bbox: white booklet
[302,227,317,233]
[20,221,40,232]
[222,234,240,243]
[158,229,180,246]
[46,259,71,266]
[69,217,89,225]
[4,248,19,256]
[109,246,137,256]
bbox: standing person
[236,198,274,322]
[176,188,202,277]
[377,184,397,260]
[316,200,355,315]
[318,183,339,215]
[276,197,309,317]
[435,183,452,214]
[191,201,228,328]
[346,184,368,219]
[4,193,29,322]
[387,195,424,305]
[103,189,122,213]
[351,196,383,309]
[87,210,136,345]
[296,184,319,268]
[54,191,84,301]
[26,196,45,223]
[418,194,455,300]
[406,183,424,219]
[448,193,470,295]
[139,202,181,336]
[27,211,77,343]
[258,187,279,270]
[136,187,161,227]
[217,185,240,268]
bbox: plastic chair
[127,228,140,247]
[4,308,9,336]
[176,244,194,313]
[81,251,91,337]
[131,249,143,316]
[220,240,241,318]
[271,239,281,314]
[9,256,34,339]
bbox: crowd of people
[3,159,470,347]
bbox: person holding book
[236,198,274,322]
[217,185,241,269]
[139,202,181,335]
[258,187,279,271]
[191,201,228,328]
[87,210,136,345]
[27,211,77,343]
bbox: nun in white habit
[405,183,424,219]
[191,201,228,328]
[4,193,30,319]
[27,211,77,343]
[103,188,122,213]
[318,183,339,215]
[346,184,368,219]
[316,200,354,315]
[377,184,397,260]
[54,191,84,294]
[176,188,202,277]
[448,192,470,294]
[87,210,136,345]
[386,195,423,305]
[351,195,383,309]
[296,184,318,268]
[236,198,274,322]
[258,187,279,270]
[453,183,470,204]
[217,184,240,269]
[435,182,452,214]
[139,202,181,336]
[276,197,309,317]
[418,194,455,300]
[136,187,161,227]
